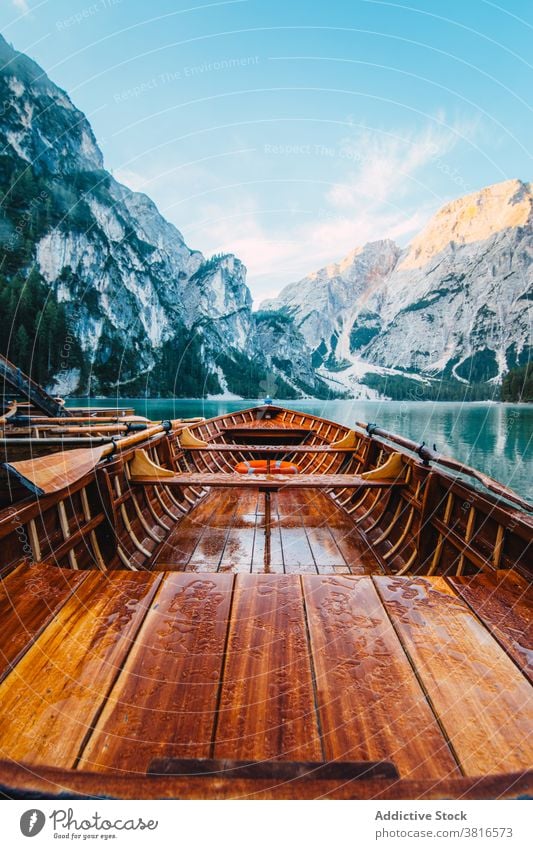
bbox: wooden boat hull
[1,760,531,800]
[0,404,531,799]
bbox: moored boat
[0,403,531,799]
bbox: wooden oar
[11,414,151,426]
[357,421,533,512]
[4,446,110,495]
[42,424,131,435]
[11,414,205,426]
[3,419,183,496]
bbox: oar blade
[3,445,108,495]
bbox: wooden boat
[0,403,531,800]
[0,401,204,507]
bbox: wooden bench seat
[181,443,357,454]
[131,472,405,490]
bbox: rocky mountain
[2,35,530,402]
[262,179,533,397]
[0,35,331,400]
[262,239,401,370]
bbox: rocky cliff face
[364,180,532,383]
[264,179,533,393]
[262,240,401,369]
[0,35,332,399]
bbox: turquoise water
[67,399,533,502]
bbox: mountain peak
[263,178,532,394]
[0,34,103,174]
[398,178,532,271]
[318,238,399,280]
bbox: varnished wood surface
[222,425,312,435]
[214,574,323,762]
[0,567,531,792]
[132,472,403,489]
[301,489,382,574]
[79,574,233,773]
[448,570,532,683]
[153,489,378,573]
[0,572,161,768]
[5,446,108,495]
[0,564,88,682]
[148,756,397,780]
[374,576,533,776]
[303,575,458,779]
[1,759,531,800]
[185,444,357,453]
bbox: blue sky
[1,0,532,300]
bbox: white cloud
[111,118,477,302]
[12,0,30,14]
[182,197,430,303]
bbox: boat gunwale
[0,759,531,801]
[2,405,531,530]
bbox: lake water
[67,398,533,502]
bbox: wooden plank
[185,444,356,454]
[448,570,533,683]
[301,490,381,574]
[0,565,89,682]
[152,491,227,567]
[78,573,233,773]
[303,575,458,779]
[148,757,397,780]
[219,491,258,572]
[214,574,323,761]
[374,576,533,776]
[277,490,316,572]
[132,472,404,490]
[0,572,161,768]
[252,493,284,572]
[223,427,312,439]
[287,489,346,572]
[1,758,531,801]
[304,525,345,571]
[188,491,239,569]
[151,512,201,567]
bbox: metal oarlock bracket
[417,441,431,465]
[106,437,118,459]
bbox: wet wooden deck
[154,489,382,573]
[0,565,531,781]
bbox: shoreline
[64,397,533,405]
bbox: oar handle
[100,418,186,458]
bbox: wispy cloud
[115,118,477,302]
[327,120,465,209]
[196,121,473,300]
[12,0,30,14]
[185,196,430,303]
